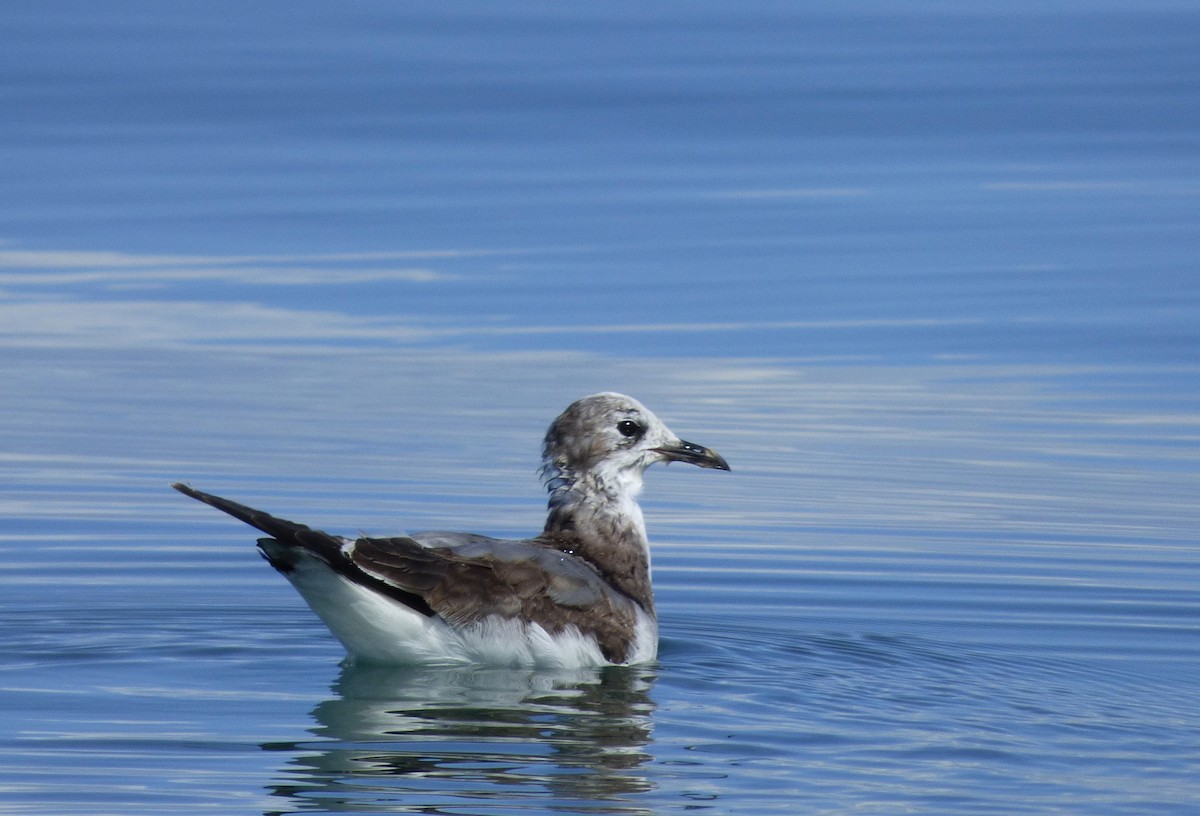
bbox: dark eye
[616,420,644,439]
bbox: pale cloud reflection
[8,266,447,286]
[712,187,869,200]
[0,297,988,350]
[0,300,439,348]
[0,245,475,347]
[0,243,993,349]
[0,247,475,286]
[981,180,1200,196]
[0,247,498,268]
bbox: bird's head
[541,393,729,495]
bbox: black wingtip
[171,482,310,541]
[171,482,232,510]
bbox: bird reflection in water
[264,663,658,812]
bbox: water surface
[1,2,1198,814]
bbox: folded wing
[350,532,641,661]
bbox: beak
[655,439,731,471]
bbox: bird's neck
[542,464,655,613]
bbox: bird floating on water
[173,393,729,667]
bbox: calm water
[2,2,1199,814]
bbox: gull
[172,393,729,667]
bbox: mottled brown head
[541,393,729,488]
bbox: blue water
[2,2,1199,814]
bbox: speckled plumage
[173,393,729,667]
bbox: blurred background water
[1,2,1198,814]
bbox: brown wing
[170,485,644,662]
[348,533,641,663]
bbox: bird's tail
[172,483,430,612]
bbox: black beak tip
[659,440,731,472]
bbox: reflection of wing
[349,532,639,661]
